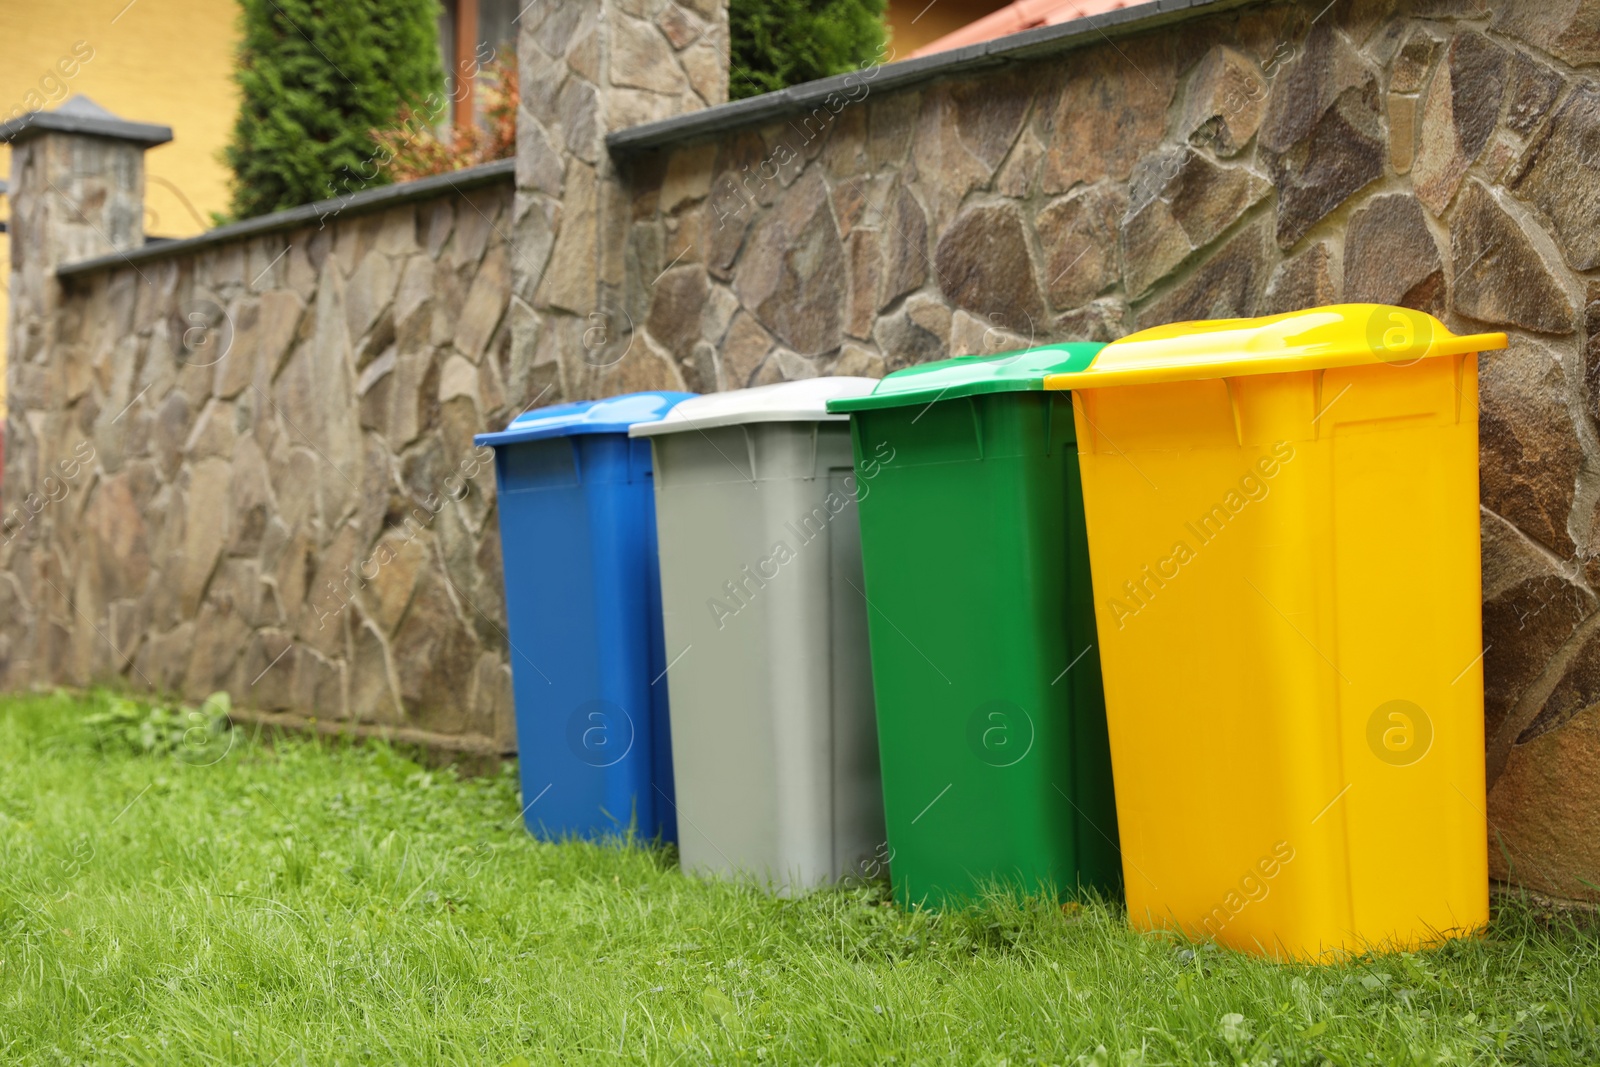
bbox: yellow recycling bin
[1043,305,1505,960]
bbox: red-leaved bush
[373,56,517,182]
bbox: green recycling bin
[826,345,1121,908]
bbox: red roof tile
[910,0,1133,58]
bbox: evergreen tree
[730,0,889,100]
[224,0,444,219]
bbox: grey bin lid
[628,377,879,437]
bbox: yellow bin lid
[1042,304,1507,391]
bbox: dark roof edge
[607,0,1250,156]
[57,158,515,279]
[0,110,172,148]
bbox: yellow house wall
[0,0,240,413]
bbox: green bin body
[827,346,1122,907]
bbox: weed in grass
[81,689,234,764]
[0,689,1596,1065]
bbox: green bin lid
[824,343,1103,413]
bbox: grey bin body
[633,379,886,893]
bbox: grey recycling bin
[631,378,885,893]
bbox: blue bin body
[476,392,694,842]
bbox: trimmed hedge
[730,0,889,99]
[224,0,444,219]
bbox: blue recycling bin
[476,392,694,842]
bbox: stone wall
[4,0,1597,900]
[535,0,1598,901]
[2,163,522,756]
[0,0,735,757]
[508,0,731,406]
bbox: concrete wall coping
[605,0,1245,156]
[56,158,515,279]
[0,95,173,149]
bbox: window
[439,0,519,129]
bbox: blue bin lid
[474,391,696,448]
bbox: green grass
[0,692,1596,1066]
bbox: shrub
[224,0,444,219]
[730,0,889,100]
[374,56,518,182]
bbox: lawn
[0,691,1596,1066]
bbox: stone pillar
[512,0,729,404]
[3,96,170,484]
[0,97,171,685]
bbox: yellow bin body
[1044,305,1504,960]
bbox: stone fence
[4,0,1597,899]
[512,0,1600,902]
[2,144,523,756]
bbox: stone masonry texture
[3,171,522,754]
[5,0,1600,901]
